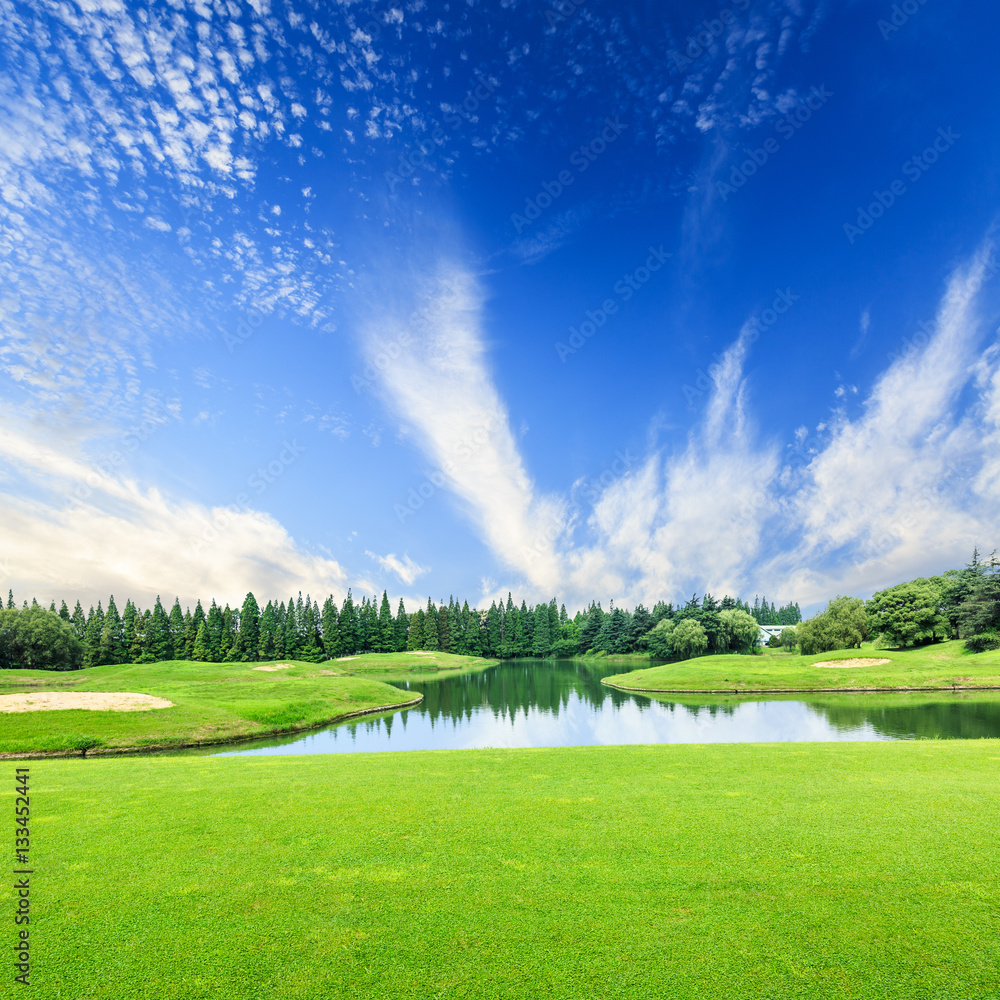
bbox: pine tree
[99,595,126,664]
[629,604,655,648]
[221,605,238,660]
[579,602,605,652]
[358,595,373,653]
[206,600,224,661]
[5,590,12,609]
[320,596,340,659]
[168,598,186,658]
[83,602,104,666]
[148,596,174,661]
[121,602,137,660]
[423,599,439,650]
[407,611,424,650]
[257,600,277,661]
[273,602,287,658]
[394,599,408,652]
[500,594,517,658]
[298,601,322,662]
[131,609,152,662]
[70,600,86,640]
[532,602,551,657]
[438,602,451,652]
[486,602,501,657]
[192,622,211,662]
[237,592,260,662]
[339,591,358,655]
[283,595,300,658]
[466,604,484,656]
[58,600,71,621]
[188,601,206,659]
[377,591,394,653]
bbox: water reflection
[214,660,1000,756]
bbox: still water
[215,659,1000,756]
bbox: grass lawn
[325,650,499,681]
[603,639,1000,693]
[0,655,494,756]
[22,741,1000,998]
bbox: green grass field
[0,653,493,756]
[326,649,499,681]
[603,640,1000,693]
[21,741,1000,998]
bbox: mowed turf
[604,640,1000,693]
[0,659,430,755]
[327,650,499,681]
[26,742,1000,999]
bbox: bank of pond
[2,641,1000,756]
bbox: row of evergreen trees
[3,589,801,667]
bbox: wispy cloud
[366,551,429,587]
[765,243,999,603]
[367,245,998,610]
[363,268,568,594]
[850,308,871,360]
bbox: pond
[213,659,1000,756]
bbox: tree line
[0,588,801,671]
[787,549,999,654]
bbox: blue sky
[1,0,999,614]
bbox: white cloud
[365,551,429,587]
[366,246,999,612]
[364,269,568,595]
[0,420,349,610]
[759,244,1000,605]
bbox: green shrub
[965,630,1000,653]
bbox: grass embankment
[26,741,1000,998]
[327,650,498,681]
[603,640,1000,693]
[0,653,493,756]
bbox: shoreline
[601,679,1000,695]
[0,693,423,760]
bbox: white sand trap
[0,692,174,713]
[813,658,891,668]
[335,656,359,661]
[253,662,295,672]
[317,669,339,676]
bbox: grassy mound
[0,657,456,755]
[28,741,1000,998]
[323,650,498,680]
[603,640,1000,692]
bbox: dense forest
[0,588,801,670]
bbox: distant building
[757,625,786,646]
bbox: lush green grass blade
[25,741,1000,999]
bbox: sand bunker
[407,651,435,656]
[253,662,294,671]
[0,692,174,713]
[334,656,358,661]
[813,658,891,668]
[317,669,339,676]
